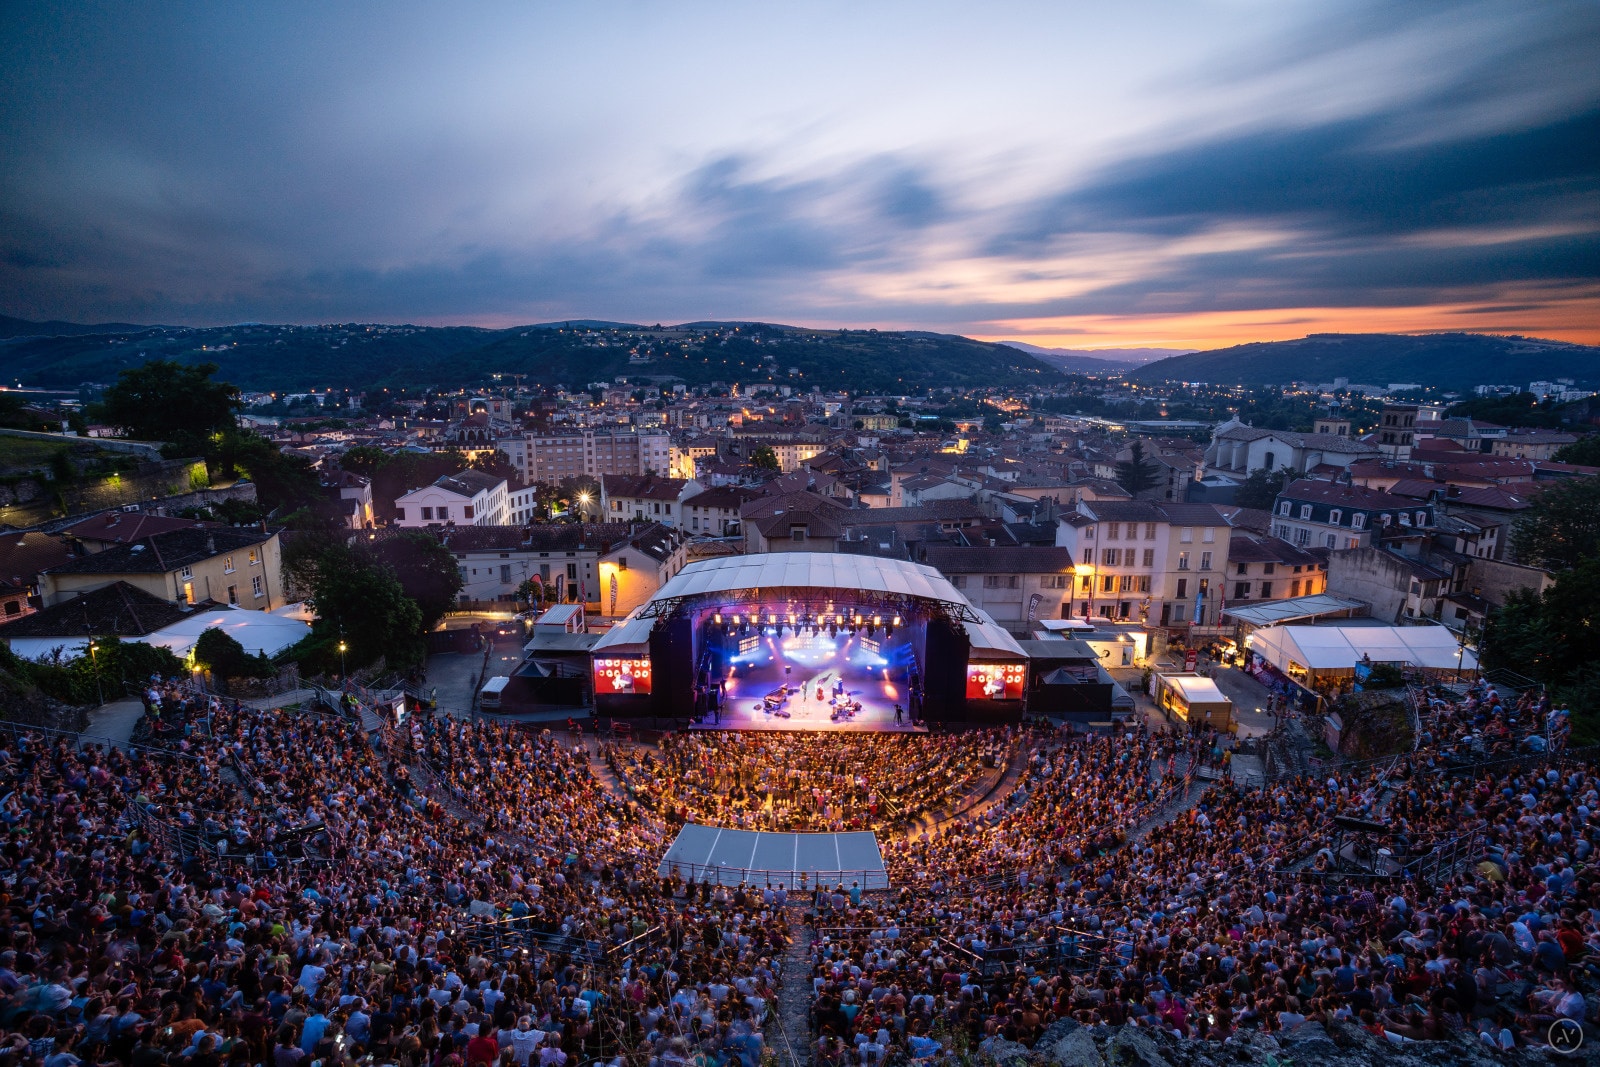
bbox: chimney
[205,534,216,555]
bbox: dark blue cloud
[996,108,1600,251]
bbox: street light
[576,491,592,521]
[338,640,348,681]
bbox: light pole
[577,490,592,522]
[338,640,348,683]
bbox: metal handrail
[659,860,890,890]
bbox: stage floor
[699,631,923,732]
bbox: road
[424,633,590,724]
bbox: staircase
[772,909,814,1067]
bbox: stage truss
[636,585,984,627]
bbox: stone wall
[1325,546,1411,624]
[0,459,211,529]
[1467,556,1555,608]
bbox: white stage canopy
[144,607,311,659]
[1248,623,1476,674]
[593,551,1026,658]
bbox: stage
[699,628,925,732]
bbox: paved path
[773,912,814,1067]
[85,698,144,746]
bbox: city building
[1055,500,1234,630]
[440,522,687,616]
[1376,403,1419,460]
[1202,419,1378,478]
[499,429,671,484]
[394,470,508,528]
[682,485,762,536]
[921,545,1077,625]
[40,526,285,610]
[1224,529,1327,603]
[1270,479,1435,551]
[599,474,701,528]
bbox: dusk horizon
[3,1,1597,349]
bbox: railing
[932,924,1135,976]
[659,860,891,891]
[454,913,606,963]
[0,717,208,763]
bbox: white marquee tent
[1247,623,1476,677]
[143,607,311,660]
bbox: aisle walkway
[773,911,814,1067]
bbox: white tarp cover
[144,607,311,659]
[1248,623,1477,673]
[1222,594,1367,627]
[1164,675,1231,705]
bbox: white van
[479,675,511,710]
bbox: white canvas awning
[1248,623,1476,674]
[1164,675,1230,705]
[144,607,311,659]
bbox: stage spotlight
[892,615,902,627]
[714,612,722,625]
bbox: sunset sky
[2,1,1596,349]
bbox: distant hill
[1000,342,1193,374]
[0,316,1062,393]
[1129,333,1600,392]
[0,314,151,340]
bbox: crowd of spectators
[605,732,1012,833]
[0,673,1595,1067]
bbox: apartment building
[682,485,761,536]
[498,430,671,484]
[1270,479,1434,551]
[1225,530,1327,603]
[41,526,285,610]
[394,470,508,528]
[599,474,702,528]
[441,522,687,616]
[922,545,1076,625]
[1055,500,1233,628]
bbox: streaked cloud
[0,0,1595,347]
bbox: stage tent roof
[593,551,1027,657]
[1248,623,1476,673]
[647,552,973,608]
[590,606,654,654]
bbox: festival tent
[142,606,311,660]
[1247,623,1476,680]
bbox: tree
[749,446,780,471]
[1552,435,1600,467]
[286,541,425,672]
[1483,561,1600,742]
[193,627,273,682]
[102,360,240,448]
[339,445,389,479]
[369,530,463,632]
[1234,467,1292,511]
[1510,478,1600,572]
[1114,441,1161,496]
